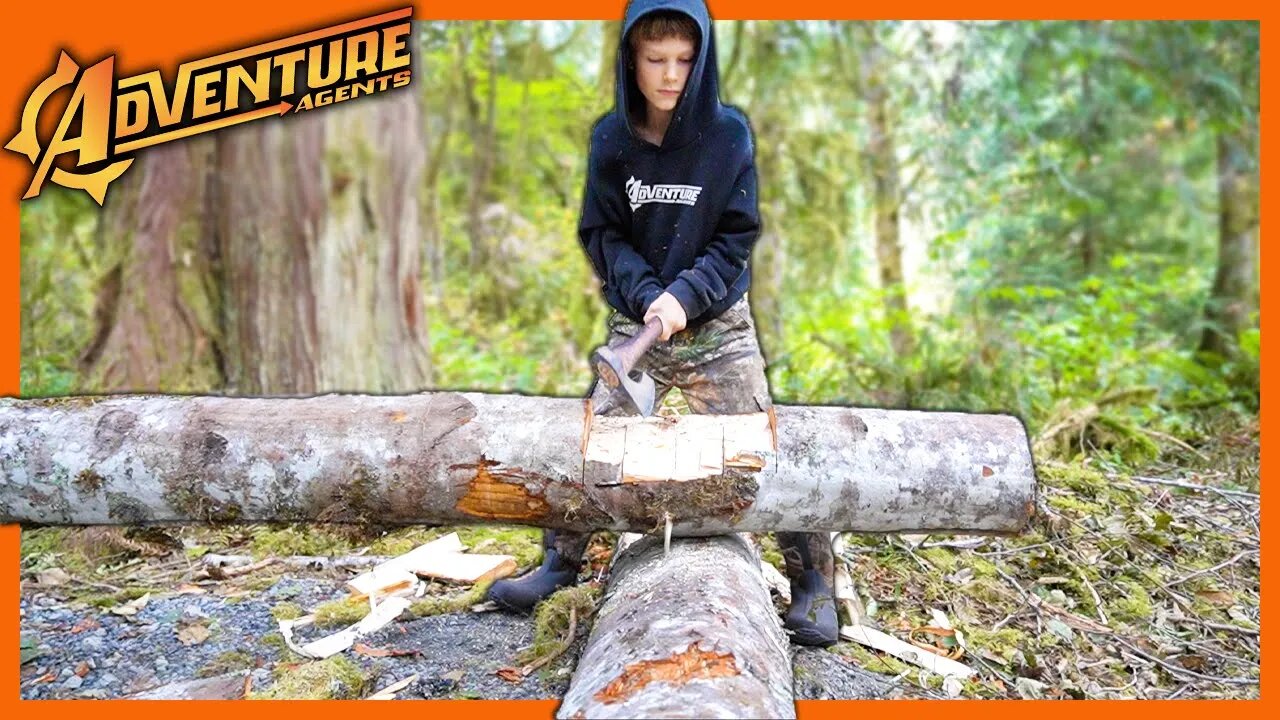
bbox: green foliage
[19,187,98,397]
[19,21,1257,481]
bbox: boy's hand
[644,292,688,342]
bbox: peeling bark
[557,535,794,719]
[0,392,1036,532]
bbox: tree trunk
[462,23,499,276]
[557,534,795,719]
[80,84,431,395]
[78,142,224,392]
[424,98,456,303]
[1199,127,1259,357]
[0,392,1037,532]
[860,31,914,360]
[599,21,620,108]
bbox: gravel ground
[21,574,888,702]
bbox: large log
[557,534,794,719]
[0,391,1036,532]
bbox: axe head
[590,345,656,417]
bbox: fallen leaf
[353,642,419,658]
[71,617,100,634]
[908,626,964,660]
[35,672,57,684]
[1015,676,1046,700]
[20,634,42,665]
[175,584,207,595]
[442,670,465,682]
[1196,590,1234,608]
[35,568,71,586]
[177,624,211,646]
[495,667,525,683]
[1046,618,1075,644]
[1176,655,1208,671]
[943,676,964,698]
[1227,607,1254,624]
[75,661,91,677]
[110,593,151,616]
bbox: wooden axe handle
[614,317,664,375]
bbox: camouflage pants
[555,295,835,582]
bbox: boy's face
[632,36,696,116]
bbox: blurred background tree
[20,20,1259,477]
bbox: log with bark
[0,391,1036,533]
[557,534,794,719]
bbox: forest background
[18,20,1260,699]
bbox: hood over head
[617,0,722,151]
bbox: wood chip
[839,624,976,678]
[368,674,419,700]
[406,552,517,585]
[346,533,464,598]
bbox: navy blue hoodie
[578,0,761,327]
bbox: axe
[590,317,663,416]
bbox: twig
[521,606,579,675]
[976,541,1060,557]
[1073,565,1107,626]
[69,577,123,594]
[893,537,932,573]
[1113,636,1257,686]
[202,553,390,571]
[204,557,279,580]
[1162,551,1255,590]
[1138,427,1210,461]
[1123,474,1258,500]
[920,538,987,551]
[1189,620,1259,636]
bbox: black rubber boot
[784,569,839,647]
[486,530,581,613]
[778,532,839,647]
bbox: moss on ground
[518,584,602,665]
[408,579,494,617]
[313,596,368,628]
[1107,578,1154,623]
[368,525,543,568]
[250,525,356,559]
[197,650,256,678]
[270,602,305,621]
[249,657,369,699]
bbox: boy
[488,0,838,647]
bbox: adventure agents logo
[6,7,413,205]
[626,175,702,212]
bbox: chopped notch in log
[452,457,552,521]
[593,643,740,704]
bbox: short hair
[627,11,700,56]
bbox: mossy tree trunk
[80,87,431,395]
[858,26,914,360]
[1198,126,1259,358]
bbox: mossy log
[557,534,794,719]
[0,391,1036,532]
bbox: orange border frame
[1,2,1267,717]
